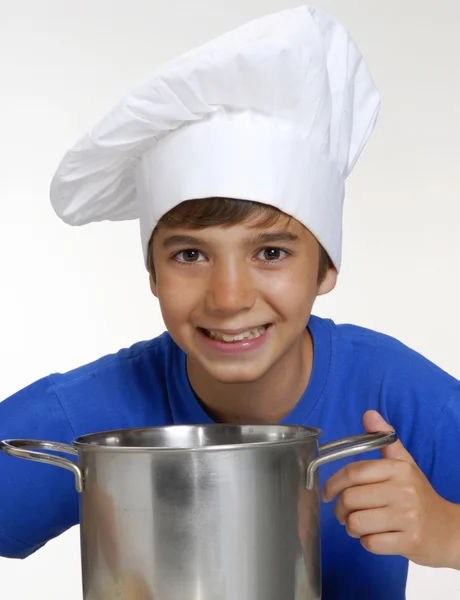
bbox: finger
[363,410,414,463]
[323,459,398,502]
[360,532,409,556]
[334,482,393,524]
[343,508,406,539]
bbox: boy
[1,5,459,599]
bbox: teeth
[206,325,268,343]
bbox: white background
[1,0,459,597]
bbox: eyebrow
[249,231,300,246]
[162,234,205,249]
[161,230,300,249]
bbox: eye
[256,247,289,262]
[173,249,206,264]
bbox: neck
[186,330,314,424]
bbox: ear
[149,273,158,298]
[317,266,337,296]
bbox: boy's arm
[322,407,460,570]
[0,377,79,558]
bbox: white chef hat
[50,5,380,271]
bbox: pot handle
[305,431,398,491]
[0,439,84,493]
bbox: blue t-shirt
[0,315,459,599]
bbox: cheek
[262,271,317,314]
[156,271,202,322]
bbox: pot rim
[72,423,323,453]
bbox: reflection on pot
[83,482,121,577]
[82,483,155,599]
[296,484,321,599]
[88,569,154,600]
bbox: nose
[205,260,257,315]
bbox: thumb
[363,410,413,462]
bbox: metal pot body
[1,425,397,600]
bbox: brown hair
[148,198,332,284]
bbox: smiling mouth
[200,324,270,343]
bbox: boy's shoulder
[50,330,176,392]
[42,330,180,434]
[326,316,456,380]
[312,315,458,401]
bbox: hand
[322,410,460,569]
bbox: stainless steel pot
[1,425,397,600]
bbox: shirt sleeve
[0,377,79,559]
[428,387,460,504]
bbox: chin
[202,362,269,385]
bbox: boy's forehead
[154,214,312,245]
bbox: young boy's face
[150,214,337,385]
